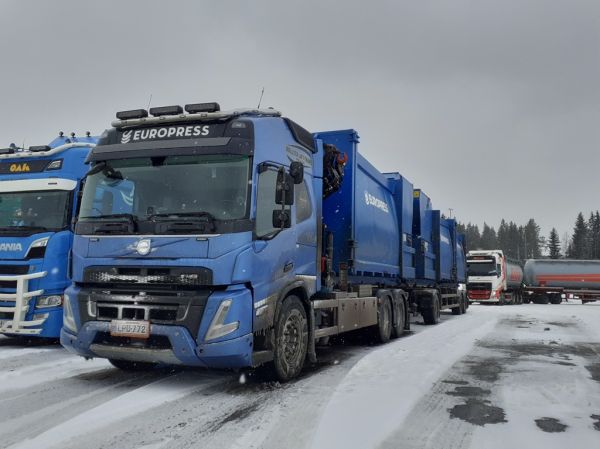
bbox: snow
[310,308,500,449]
[1,304,599,449]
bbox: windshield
[467,261,497,276]
[0,190,71,233]
[79,155,251,222]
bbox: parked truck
[61,104,468,380]
[466,250,523,304]
[0,133,97,338]
[523,259,600,304]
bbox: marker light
[116,109,149,120]
[185,102,220,113]
[149,105,183,117]
[46,160,63,170]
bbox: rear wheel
[273,295,308,381]
[109,359,157,371]
[391,298,406,338]
[375,297,393,343]
[422,294,440,325]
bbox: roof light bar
[149,105,183,117]
[116,109,148,120]
[185,102,220,114]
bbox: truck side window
[295,180,312,223]
[255,169,278,237]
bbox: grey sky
[1,0,599,241]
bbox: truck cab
[0,134,97,337]
[466,250,523,304]
[61,105,323,377]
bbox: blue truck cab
[0,134,97,338]
[61,104,467,380]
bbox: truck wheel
[539,295,550,305]
[375,297,393,343]
[109,359,157,371]
[498,293,505,306]
[273,295,308,381]
[452,303,462,315]
[550,294,562,304]
[391,298,406,338]
[422,295,440,325]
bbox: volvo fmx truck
[0,134,97,338]
[61,104,467,380]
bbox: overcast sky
[1,0,599,242]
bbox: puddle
[446,386,490,397]
[535,417,568,433]
[449,399,507,426]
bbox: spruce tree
[548,228,561,259]
[571,212,588,259]
[480,223,497,250]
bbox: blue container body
[413,190,436,281]
[0,135,96,338]
[316,130,415,284]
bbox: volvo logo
[135,239,152,256]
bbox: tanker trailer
[524,259,600,304]
[466,250,523,305]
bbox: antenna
[257,87,265,109]
[146,94,153,111]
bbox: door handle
[284,262,294,273]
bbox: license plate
[109,320,150,339]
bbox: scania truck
[61,103,467,380]
[0,133,97,338]
[467,250,523,304]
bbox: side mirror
[275,169,294,205]
[289,161,304,184]
[272,209,291,228]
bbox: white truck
[466,250,523,305]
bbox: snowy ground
[1,302,599,449]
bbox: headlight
[205,299,239,341]
[36,295,63,308]
[63,295,78,333]
[26,237,49,259]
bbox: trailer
[0,133,97,338]
[523,259,600,304]
[61,104,467,380]
[466,250,523,304]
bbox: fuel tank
[524,259,600,289]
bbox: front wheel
[109,359,157,371]
[273,295,308,381]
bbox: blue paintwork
[62,114,467,369]
[0,135,97,338]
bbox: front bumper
[61,322,254,369]
[0,271,50,335]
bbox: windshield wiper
[80,214,138,234]
[146,211,217,221]
[146,211,217,233]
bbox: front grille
[0,265,29,289]
[77,287,210,339]
[83,266,213,287]
[467,282,493,300]
[96,302,179,323]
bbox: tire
[375,297,393,343]
[109,359,157,371]
[462,294,468,313]
[272,295,308,381]
[391,298,406,338]
[550,294,562,305]
[422,294,440,325]
[498,293,505,306]
[539,295,550,305]
[452,303,462,315]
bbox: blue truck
[61,104,467,380]
[0,133,97,338]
